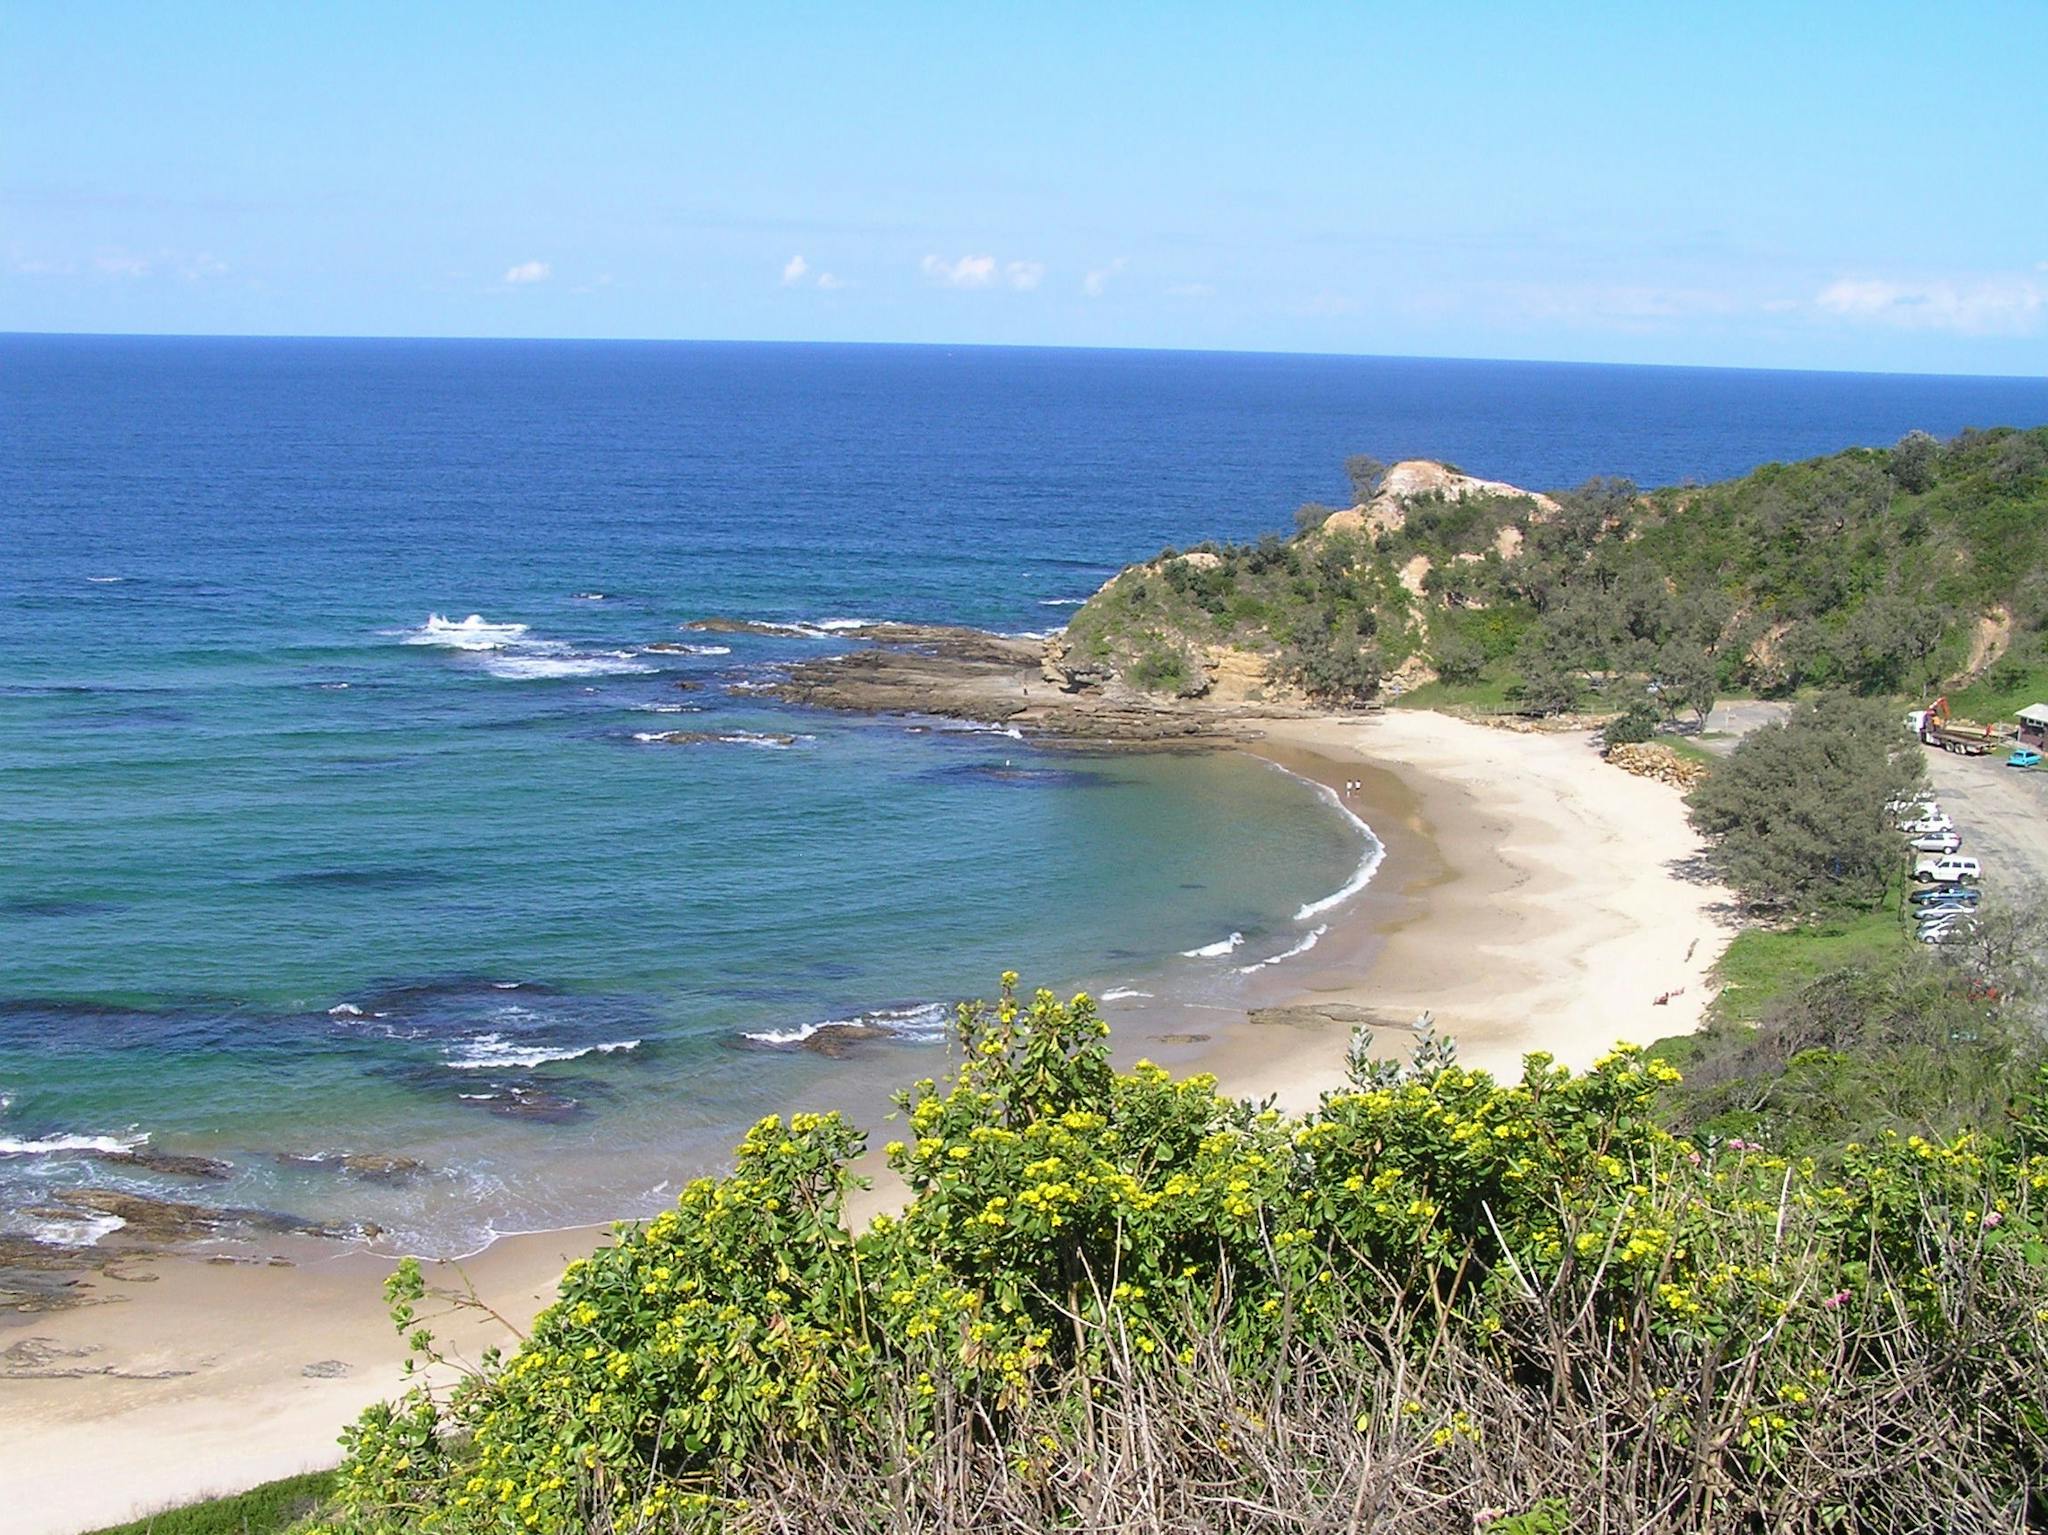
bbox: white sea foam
[1180,931,1245,959]
[0,1131,147,1156]
[571,592,606,600]
[444,1034,641,1070]
[632,702,701,714]
[21,1210,127,1247]
[743,1000,952,1047]
[400,614,652,680]
[636,730,810,749]
[481,652,652,680]
[1291,778,1387,920]
[86,575,125,584]
[1038,597,1086,607]
[1099,987,1154,1001]
[328,1002,364,1018]
[650,643,731,657]
[405,613,531,650]
[1238,925,1329,973]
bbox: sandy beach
[0,709,1731,1535]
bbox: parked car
[1918,920,1979,945]
[1910,884,1980,907]
[1917,902,1978,923]
[2009,747,2042,769]
[1908,831,1963,854]
[1916,897,1980,918]
[1914,855,1982,884]
[1898,815,1954,835]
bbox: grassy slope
[1698,903,1907,1029]
[83,1472,336,1535]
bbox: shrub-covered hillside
[1050,428,2048,711]
[320,973,2048,1533]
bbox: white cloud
[1165,282,1215,299]
[1083,258,1127,298]
[502,260,551,286]
[922,253,998,288]
[93,252,151,278]
[781,254,809,286]
[815,271,845,290]
[919,254,1045,291]
[1815,273,2045,335]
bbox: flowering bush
[323,976,2048,1532]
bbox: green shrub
[324,978,2048,1533]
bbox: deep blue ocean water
[5,336,2046,1251]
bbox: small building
[2017,703,2048,747]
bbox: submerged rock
[49,1189,361,1244]
[796,1022,888,1058]
[92,1148,233,1181]
[339,1153,425,1181]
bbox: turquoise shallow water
[5,337,2045,1251]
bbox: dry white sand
[0,709,1732,1535]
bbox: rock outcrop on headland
[1048,459,1555,709]
[748,621,1328,744]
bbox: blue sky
[6,2,2045,373]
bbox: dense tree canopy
[1687,694,1925,910]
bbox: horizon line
[5,328,2046,386]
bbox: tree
[1655,637,1720,725]
[1889,430,1939,495]
[1277,629,1381,704]
[1687,693,1926,911]
[1344,454,1388,506]
[1605,698,1660,746]
[1433,630,1486,684]
[1294,501,1338,534]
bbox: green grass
[1660,736,1718,770]
[1707,902,1908,1027]
[84,1471,336,1535]
[1388,666,1522,712]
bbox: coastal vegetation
[1058,426,2048,714]
[85,1472,336,1535]
[1687,694,1926,912]
[311,974,2048,1532]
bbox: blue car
[1910,884,1980,906]
[2009,747,2041,769]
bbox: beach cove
[0,706,1731,1534]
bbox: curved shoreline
[0,707,1733,1535]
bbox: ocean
[5,335,2046,1252]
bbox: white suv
[1913,855,1981,884]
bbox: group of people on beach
[1341,778,1362,796]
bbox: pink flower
[1821,1290,1850,1310]
[1983,1211,2004,1229]
[1726,1137,1748,1151]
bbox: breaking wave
[1237,924,1329,973]
[399,614,653,680]
[743,1000,952,1047]
[443,1034,642,1070]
